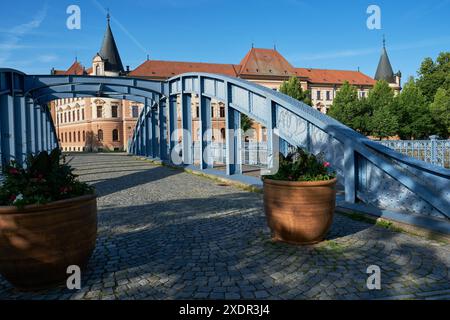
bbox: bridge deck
[0,153,449,300]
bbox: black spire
[374,36,395,83]
[99,11,124,73]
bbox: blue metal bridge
[1,68,449,233]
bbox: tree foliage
[279,76,312,105]
[395,78,433,139]
[430,87,450,137]
[328,82,371,135]
[417,52,450,102]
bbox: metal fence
[378,136,450,168]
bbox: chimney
[126,65,130,72]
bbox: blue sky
[0,0,449,80]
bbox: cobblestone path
[0,153,449,300]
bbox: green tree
[328,81,371,134]
[367,81,398,139]
[417,52,450,102]
[279,76,312,105]
[395,78,434,139]
[430,87,450,138]
[240,114,254,133]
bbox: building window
[112,129,119,141]
[82,109,85,120]
[77,110,80,121]
[220,107,225,118]
[68,112,71,122]
[326,91,331,101]
[78,131,80,142]
[316,91,321,100]
[69,132,72,142]
[65,132,67,142]
[97,106,103,118]
[196,107,200,118]
[221,128,225,140]
[96,65,100,75]
[111,105,118,118]
[82,131,86,142]
[211,106,214,118]
[98,129,103,141]
[360,91,366,98]
[131,106,139,118]
[73,110,76,121]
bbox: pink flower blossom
[323,162,331,168]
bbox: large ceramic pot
[263,178,337,245]
[0,194,97,289]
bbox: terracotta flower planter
[263,178,337,245]
[0,194,97,290]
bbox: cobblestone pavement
[0,153,449,300]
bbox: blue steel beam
[181,94,192,165]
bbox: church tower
[374,37,402,92]
[92,12,124,77]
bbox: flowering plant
[264,148,336,182]
[0,148,94,208]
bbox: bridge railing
[377,136,450,168]
[0,69,59,172]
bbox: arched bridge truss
[0,69,449,225]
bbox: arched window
[131,105,139,118]
[74,132,76,142]
[98,129,103,141]
[78,131,81,142]
[111,105,118,118]
[112,129,119,141]
[96,65,100,75]
[82,131,86,142]
[64,113,67,123]
[69,132,72,142]
[73,110,75,121]
[65,132,67,142]
[97,106,103,118]
[77,110,80,121]
[81,109,85,120]
[220,128,225,140]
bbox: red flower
[9,168,19,175]
[324,162,331,168]
[59,186,71,194]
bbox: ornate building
[50,15,400,152]
[50,14,143,152]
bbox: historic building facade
[50,15,401,152]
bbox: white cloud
[0,4,48,65]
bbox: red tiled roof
[239,48,297,77]
[295,68,376,86]
[53,61,86,75]
[129,60,241,79]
